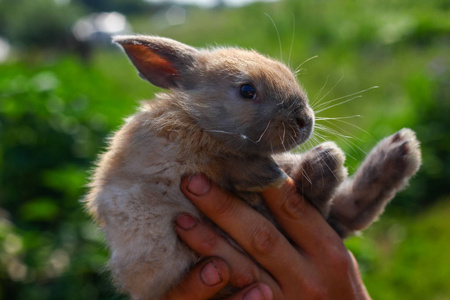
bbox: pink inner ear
[122,44,178,88]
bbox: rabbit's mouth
[278,106,315,151]
[294,111,315,145]
[242,114,314,155]
[272,116,314,153]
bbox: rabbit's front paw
[291,142,347,216]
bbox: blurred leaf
[19,198,60,222]
[42,165,86,197]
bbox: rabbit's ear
[113,35,199,89]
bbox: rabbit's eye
[240,84,256,99]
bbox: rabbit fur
[85,35,422,299]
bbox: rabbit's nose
[296,114,313,130]
[296,116,308,128]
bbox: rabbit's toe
[386,128,422,178]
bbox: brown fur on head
[114,35,314,155]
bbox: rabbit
[84,35,421,300]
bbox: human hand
[170,174,371,299]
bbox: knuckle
[324,244,352,271]
[211,192,239,219]
[197,231,220,254]
[300,280,327,300]
[232,265,260,288]
[332,251,353,271]
[175,283,194,298]
[284,192,309,220]
[251,223,280,255]
[308,288,326,300]
[163,280,197,300]
[271,177,312,220]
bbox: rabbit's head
[114,35,314,155]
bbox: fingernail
[200,260,222,286]
[175,213,197,230]
[244,287,264,300]
[187,174,211,196]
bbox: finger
[261,177,343,255]
[162,258,229,300]
[180,174,305,282]
[348,251,371,299]
[225,283,273,300]
[175,213,282,295]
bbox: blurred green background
[0,0,449,299]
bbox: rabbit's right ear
[113,35,199,89]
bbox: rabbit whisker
[288,124,298,138]
[206,129,250,142]
[310,75,330,107]
[265,13,283,62]
[314,95,362,114]
[294,55,319,76]
[317,119,367,143]
[207,129,239,136]
[288,13,296,69]
[280,122,287,152]
[314,124,365,158]
[255,119,272,143]
[300,165,313,186]
[314,86,379,113]
[312,72,345,109]
[321,118,371,138]
[315,115,362,121]
[315,124,352,140]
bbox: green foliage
[0,0,449,299]
[0,57,144,300]
[346,199,450,300]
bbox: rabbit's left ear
[113,35,199,89]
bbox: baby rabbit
[85,35,421,300]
